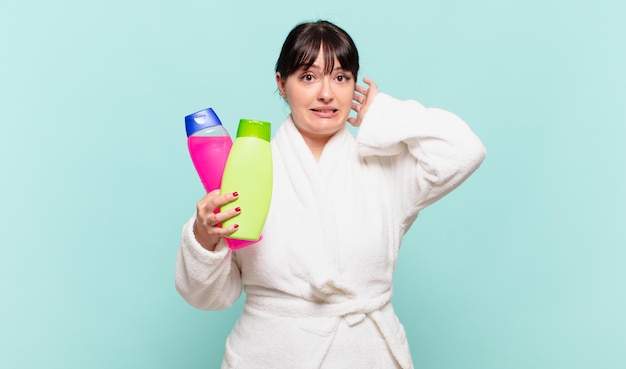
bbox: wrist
[193,220,220,251]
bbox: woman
[176,20,486,369]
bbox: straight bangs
[276,21,359,79]
[296,38,357,77]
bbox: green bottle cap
[236,119,271,142]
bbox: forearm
[357,93,486,213]
[175,215,243,310]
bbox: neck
[302,135,330,161]
[291,121,334,161]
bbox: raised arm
[356,88,486,221]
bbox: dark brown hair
[275,20,359,80]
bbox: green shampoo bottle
[220,119,272,242]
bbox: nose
[317,77,333,102]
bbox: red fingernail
[234,224,239,229]
[233,192,238,197]
[235,207,241,212]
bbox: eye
[336,74,352,83]
[299,73,315,82]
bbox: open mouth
[311,108,338,113]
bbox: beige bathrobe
[176,92,486,369]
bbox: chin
[306,126,341,139]
[316,122,344,134]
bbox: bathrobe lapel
[273,117,356,299]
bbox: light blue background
[1,0,624,368]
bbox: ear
[276,72,286,96]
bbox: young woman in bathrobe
[176,20,486,369]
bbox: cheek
[286,94,304,113]
[288,91,317,114]
[340,89,355,107]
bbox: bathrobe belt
[244,287,413,369]
[245,286,391,323]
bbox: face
[276,49,355,145]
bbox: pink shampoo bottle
[185,108,259,250]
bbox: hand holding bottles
[192,190,241,251]
[185,109,272,250]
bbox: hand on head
[193,190,241,251]
[348,77,378,127]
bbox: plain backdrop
[1,0,624,368]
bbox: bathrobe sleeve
[356,92,486,226]
[175,215,243,310]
